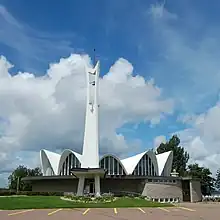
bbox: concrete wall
[142,181,183,201]
[32,179,78,193]
[190,180,202,202]
[101,178,183,201]
[29,177,202,203]
[101,179,145,194]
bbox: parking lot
[0,203,219,220]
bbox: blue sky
[1,0,220,186]
[1,0,219,111]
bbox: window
[99,156,126,175]
[149,158,152,175]
[100,158,104,168]
[133,166,138,175]
[104,157,109,171]
[110,157,114,174]
[132,154,156,176]
[65,157,68,175]
[152,165,155,176]
[68,154,72,175]
[114,158,118,175]
[119,164,122,175]
[59,153,81,175]
[138,162,141,175]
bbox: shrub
[63,195,116,203]
[0,190,16,196]
[202,195,220,202]
[16,191,64,196]
[0,191,64,197]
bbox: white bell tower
[81,60,100,168]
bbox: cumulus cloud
[146,1,220,115]
[0,54,173,178]
[154,135,166,150]
[148,1,177,21]
[144,2,220,175]
[174,103,220,174]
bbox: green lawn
[0,196,173,209]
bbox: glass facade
[132,154,157,176]
[58,153,157,176]
[99,156,126,175]
[59,153,81,175]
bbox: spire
[93,48,97,66]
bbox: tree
[156,135,189,176]
[215,169,220,190]
[8,165,42,191]
[187,163,215,195]
[28,167,42,177]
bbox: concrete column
[76,176,85,196]
[189,180,193,202]
[94,175,101,197]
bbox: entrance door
[182,180,191,202]
[89,182,95,194]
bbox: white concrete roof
[120,151,147,175]
[156,151,172,175]
[120,150,160,175]
[40,149,82,175]
[40,148,173,176]
[40,149,61,175]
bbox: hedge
[0,191,64,196]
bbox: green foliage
[0,191,63,196]
[156,135,214,195]
[187,163,215,195]
[156,135,189,176]
[8,165,42,191]
[215,169,220,190]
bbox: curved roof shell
[40,149,61,175]
[120,150,159,175]
[156,151,173,176]
[40,148,173,177]
[99,154,128,175]
[57,149,82,175]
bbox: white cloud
[0,54,173,180]
[154,135,166,150]
[146,2,220,115]
[174,102,220,175]
[148,2,177,21]
[0,150,40,187]
[144,3,220,175]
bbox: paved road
[0,203,219,219]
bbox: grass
[0,196,173,210]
